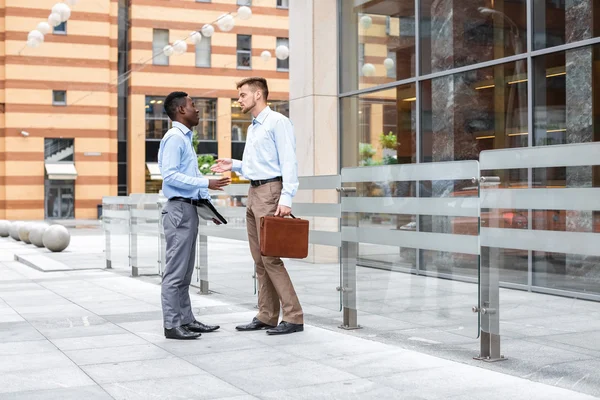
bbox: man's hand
[274,205,292,217]
[211,159,233,173]
[208,177,231,191]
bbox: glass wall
[339,0,600,298]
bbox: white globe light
[28,30,44,44]
[360,15,373,30]
[261,50,272,62]
[362,63,376,77]
[65,0,78,5]
[37,22,52,35]
[217,14,235,32]
[201,24,215,38]
[43,224,71,252]
[172,40,188,55]
[163,45,174,57]
[275,45,289,60]
[383,57,395,70]
[52,3,71,22]
[48,13,62,27]
[237,6,252,20]
[189,31,202,45]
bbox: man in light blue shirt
[212,77,303,335]
[158,91,229,340]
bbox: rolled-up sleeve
[273,118,298,207]
[160,135,208,190]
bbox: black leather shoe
[235,317,276,331]
[183,320,220,333]
[266,321,304,335]
[164,326,201,340]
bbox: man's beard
[242,101,255,114]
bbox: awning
[45,162,77,180]
[146,162,162,180]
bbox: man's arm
[231,159,243,173]
[273,117,299,208]
[160,135,209,190]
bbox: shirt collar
[172,121,192,137]
[252,106,271,126]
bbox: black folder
[195,199,227,225]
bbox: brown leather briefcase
[260,214,309,259]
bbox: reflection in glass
[340,0,415,93]
[533,251,600,295]
[341,85,416,168]
[420,0,526,75]
[421,61,528,163]
[533,1,600,50]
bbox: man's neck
[174,120,192,131]
[251,104,267,119]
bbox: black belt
[169,197,207,207]
[250,177,282,187]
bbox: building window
[153,29,169,66]
[237,0,250,5]
[45,138,74,162]
[277,0,289,9]
[52,90,67,106]
[237,34,252,69]
[196,0,211,2]
[194,99,217,142]
[53,22,66,34]
[145,96,169,140]
[276,38,289,71]
[358,43,365,76]
[195,36,211,68]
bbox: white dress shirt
[232,106,299,207]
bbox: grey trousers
[161,200,199,329]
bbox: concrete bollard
[10,221,24,241]
[42,224,71,252]
[29,223,50,248]
[0,220,11,237]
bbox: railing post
[129,202,139,277]
[196,219,209,295]
[337,186,361,330]
[157,199,166,277]
[104,213,112,269]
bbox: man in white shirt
[211,77,303,335]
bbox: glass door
[45,181,75,219]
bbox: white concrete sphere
[237,6,252,20]
[201,24,214,38]
[384,57,395,70]
[27,39,42,48]
[10,221,23,241]
[18,223,35,244]
[362,63,376,77]
[275,45,289,60]
[260,50,272,62]
[360,15,372,30]
[30,223,49,248]
[0,220,11,237]
[37,22,52,35]
[43,224,71,252]
[48,12,62,27]
[189,31,202,45]
[172,40,188,55]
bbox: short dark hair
[164,91,188,120]
[236,77,269,100]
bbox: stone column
[289,0,339,263]
[565,0,594,275]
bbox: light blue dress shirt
[158,121,210,200]
[232,106,299,207]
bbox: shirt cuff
[232,159,242,172]
[278,193,293,208]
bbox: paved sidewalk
[1,239,598,399]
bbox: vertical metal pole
[157,201,166,277]
[414,0,422,275]
[104,213,112,269]
[337,186,360,330]
[130,205,139,277]
[196,219,209,295]
[526,0,534,292]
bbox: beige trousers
[246,181,304,325]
